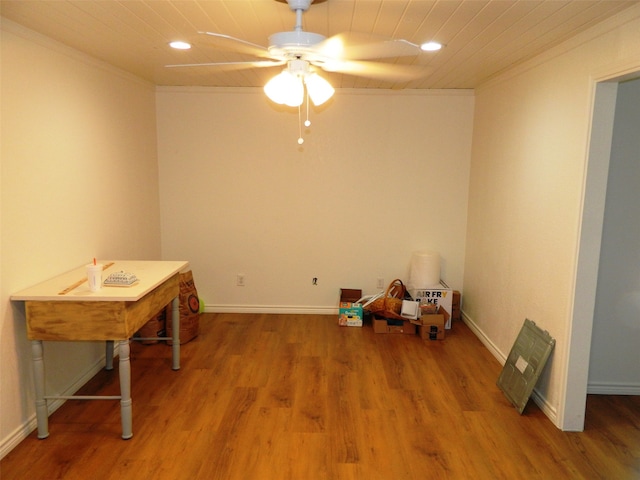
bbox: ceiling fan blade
[318,59,430,82]
[165,60,285,71]
[196,31,272,59]
[313,32,422,61]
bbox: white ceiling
[1,0,636,89]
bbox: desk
[11,260,189,439]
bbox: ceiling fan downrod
[285,0,312,32]
[269,0,325,57]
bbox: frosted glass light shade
[304,73,335,106]
[264,71,304,107]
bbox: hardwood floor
[2,313,639,479]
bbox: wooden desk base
[29,286,181,440]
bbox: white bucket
[408,251,440,289]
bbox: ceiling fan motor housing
[268,31,326,59]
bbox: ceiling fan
[166,0,435,104]
[167,0,438,144]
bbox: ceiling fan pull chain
[297,104,304,145]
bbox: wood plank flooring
[2,313,639,479]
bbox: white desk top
[11,260,189,302]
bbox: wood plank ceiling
[1,0,636,89]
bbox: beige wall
[156,87,474,311]
[0,20,161,455]
[463,6,640,429]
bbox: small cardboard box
[338,289,363,327]
[410,284,453,329]
[372,316,416,335]
[417,307,446,341]
[339,302,363,327]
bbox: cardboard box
[418,323,445,340]
[452,290,461,321]
[409,284,453,329]
[339,302,363,327]
[338,289,363,327]
[417,307,446,340]
[340,288,362,303]
[372,317,416,335]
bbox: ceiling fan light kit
[264,59,334,107]
[304,72,334,106]
[264,68,304,107]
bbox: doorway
[564,71,640,431]
[589,77,640,395]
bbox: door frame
[562,67,640,431]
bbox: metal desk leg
[105,340,114,371]
[31,340,49,439]
[118,339,133,439]
[171,296,180,370]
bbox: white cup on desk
[86,264,103,292]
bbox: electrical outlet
[377,277,385,289]
[236,274,245,286]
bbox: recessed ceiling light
[169,41,191,50]
[420,41,442,52]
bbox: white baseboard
[461,311,559,426]
[530,389,559,423]
[205,304,338,315]
[0,352,113,460]
[460,311,507,364]
[587,382,640,395]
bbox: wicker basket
[366,279,406,320]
